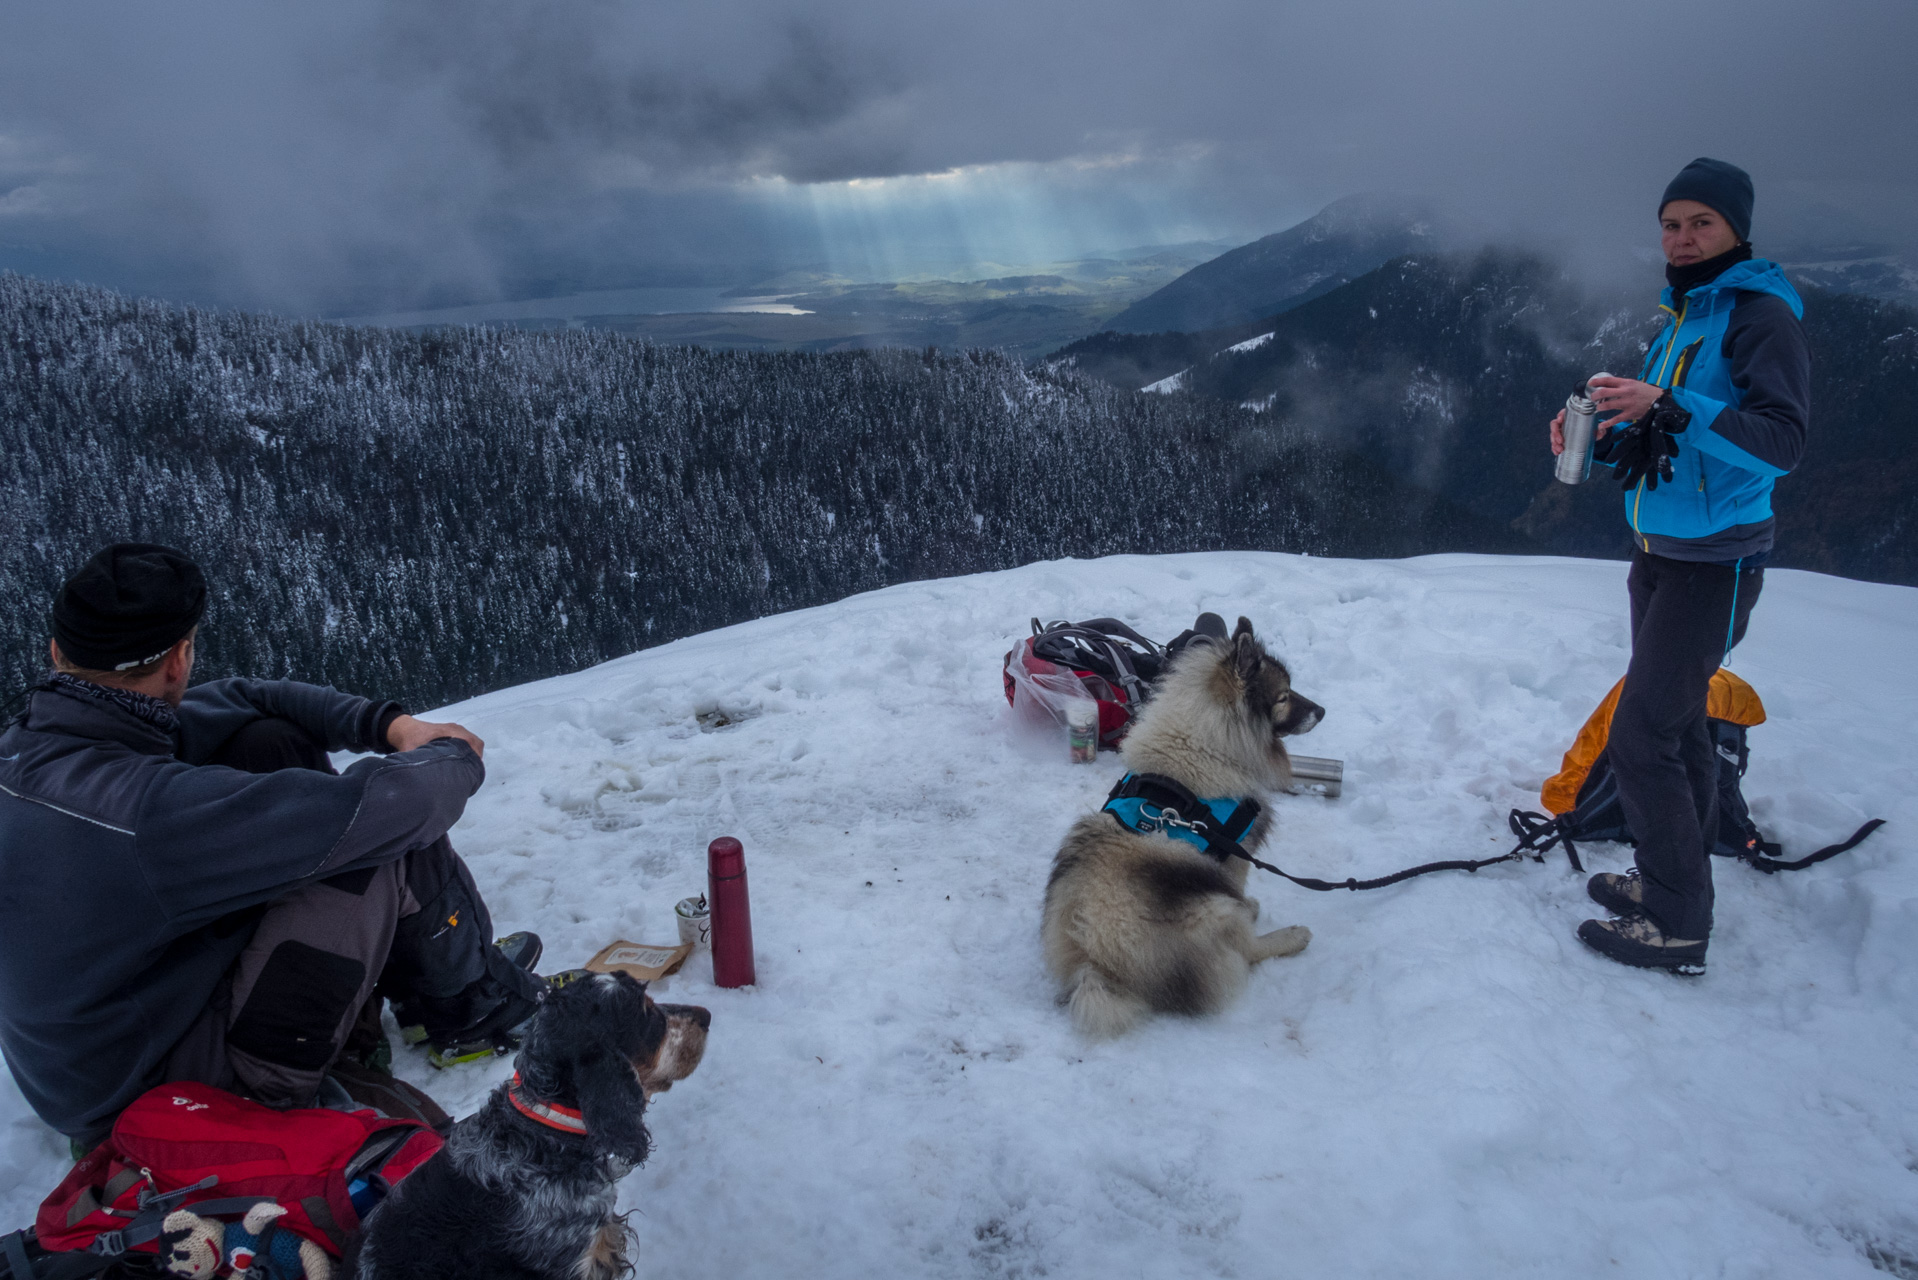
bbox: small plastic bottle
[1066,698,1099,763]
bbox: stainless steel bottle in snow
[1287,755,1343,799]
[1555,375,1609,485]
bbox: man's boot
[395,931,547,1068]
[1586,869,1645,917]
[1577,914,1707,975]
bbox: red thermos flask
[707,837,756,988]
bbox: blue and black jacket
[1604,258,1810,561]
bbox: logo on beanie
[115,646,179,671]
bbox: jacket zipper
[1633,297,1691,549]
[1653,298,1689,386]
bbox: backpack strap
[1741,818,1884,874]
[2,1229,33,1280]
[1068,618,1164,656]
[87,1194,276,1258]
[97,1171,144,1208]
[3,1231,128,1280]
[1031,619,1162,708]
[1506,809,1585,873]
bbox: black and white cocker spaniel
[353,971,710,1280]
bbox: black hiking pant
[1611,549,1763,941]
[163,718,539,1109]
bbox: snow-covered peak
[4,552,1913,1275]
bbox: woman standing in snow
[1548,157,1810,974]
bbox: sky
[1,0,1912,315]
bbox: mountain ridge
[1049,249,1918,585]
[1101,194,1442,335]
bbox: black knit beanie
[1660,157,1754,242]
[51,543,207,671]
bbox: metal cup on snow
[674,895,711,952]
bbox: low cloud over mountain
[2,0,1913,313]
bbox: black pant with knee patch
[1611,549,1763,942]
[164,718,539,1107]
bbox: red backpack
[1003,615,1223,751]
[32,1082,441,1262]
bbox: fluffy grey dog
[1042,618,1322,1038]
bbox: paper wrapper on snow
[585,940,693,982]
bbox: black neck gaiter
[1666,241,1754,298]
[47,671,180,735]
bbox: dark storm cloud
[369,0,912,182]
[1,0,1912,312]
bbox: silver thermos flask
[1554,374,1609,485]
[1287,755,1343,799]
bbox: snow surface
[1142,369,1188,394]
[1225,332,1276,354]
[5,551,1918,1277]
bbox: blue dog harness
[1103,773,1260,862]
[1103,771,1554,892]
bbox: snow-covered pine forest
[2,274,1510,710]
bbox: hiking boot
[1577,914,1707,975]
[399,932,547,1068]
[1586,869,1645,917]
[424,994,542,1069]
[435,964,593,1059]
[494,930,544,973]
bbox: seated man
[0,543,547,1149]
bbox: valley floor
[4,552,1915,1277]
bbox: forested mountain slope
[1,274,1514,709]
[1051,252,1918,583]
[1101,195,1437,335]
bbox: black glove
[1609,390,1691,491]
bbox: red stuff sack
[35,1082,441,1260]
[1002,618,1169,751]
[1002,614,1233,752]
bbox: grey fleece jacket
[0,677,483,1140]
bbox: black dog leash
[1106,773,1544,892]
[1506,808,1886,877]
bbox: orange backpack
[1508,669,1881,873]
